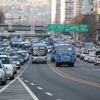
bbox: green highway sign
[48,24,89,32]
[79,24,88,32]
[69,24,80,32]
[48,24,66,32]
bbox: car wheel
[10,74,14,80]
[1,80,6,85]
[56,62,59,67]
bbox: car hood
[3,64,13,70]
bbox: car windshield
[0,57,11,64]
[32,46,46,56]
[57,45,73,51]
[12,57,19,61]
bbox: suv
[0,55,14,80]
[0,61,6,85]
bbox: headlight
[58,53,61,55]
[17,62,20,64]
[69,53,72,55]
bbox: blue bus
[54,44,76,67]
[31,43,47,63]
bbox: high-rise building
[81,0,94,14]
[60,0,77,24]
[51,0,78,24]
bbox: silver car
[0,61,6,85]
[94,55,100,66]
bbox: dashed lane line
[30,83,35,86]
[18,77,39,100]
[37,87,43,90]
[24,80,29,83]
[45,92,53,96]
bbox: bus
[31,43,47,63]
[54,44,76,67]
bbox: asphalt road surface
[0,56,100,100]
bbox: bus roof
[32,43,47,47]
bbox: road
[0,56,100,100]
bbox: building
[60,0,77,24]
[52,0,84,24]
[81,0,94,15]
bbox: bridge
[0,24,50,38]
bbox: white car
[0,61,6,85]
[0,55,14,80]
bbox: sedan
[0,61,6,85]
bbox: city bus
[54,44,76,67]
[31,43,47,63]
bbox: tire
[56,62,60,67]
[32,61,34,64]
[10,74,14,80]
[69,63,74,67]
[1,81,6,85]
[51,59,54,62]
[94,63,97,66]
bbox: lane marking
[18,78,39,100]
[80,67,93,72]
[45,92,53,96]
[0,77,18,93]
[37,87,43,90]
[47,62,100,88]
[92,69,100,71]
[56,99,62,100]
[24,80,29,83]
[0,59,30,93]
[20,78,23,80]
[30,83,35,86]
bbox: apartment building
[81,0,94,14]
[51,0,85,24]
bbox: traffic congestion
[0,36,100,86]
[0,35,99,100]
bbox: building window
[88,0,93,5]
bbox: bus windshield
[57,45,73,51]
[32,46,46,56]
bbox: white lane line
[37,87,43,90]
[0,77,18,93]
[18,78,39,100]
[80,67,93,72]
[20,78,23,80]
[0,59,30,93]
[30,83,35,86]
[24,80,29,83]
[92,69,100,71]
[45,92,53,96]
[56,99,62,100]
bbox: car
[0,61,6,85]
[87,55,96,63]
[0,55,14,80]
[11,56,21,69]
[94,55,100,66]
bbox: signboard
[48,24,88,32]
[69,24,88,32]
[48,24,66,32]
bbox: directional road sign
[48,24,66,32]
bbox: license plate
[37,59,42,62]
[64,58,67,61]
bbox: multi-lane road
[0,55,100,100]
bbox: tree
[0,10,5,23]
[73,14,97,42]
